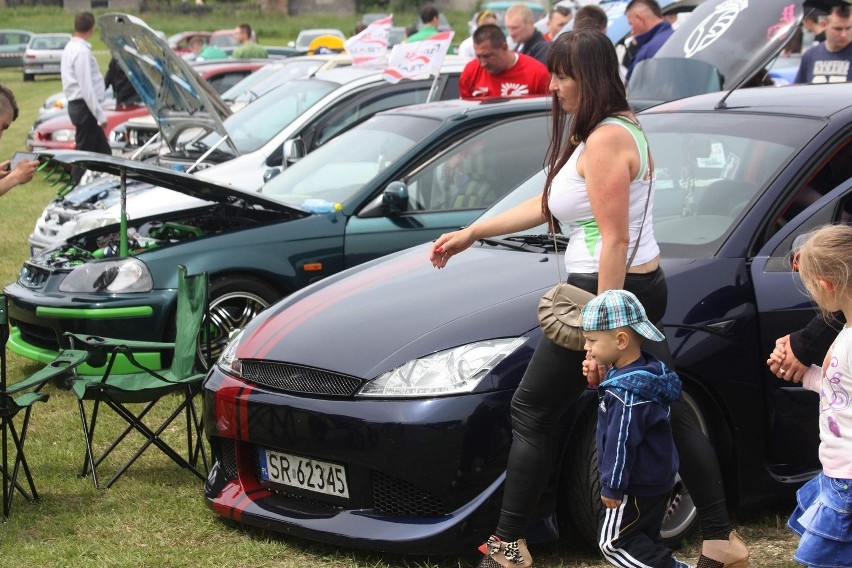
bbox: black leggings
[495,268,731,542]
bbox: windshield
[482,111,824,257]
[223,60,324,104]
[259,114,440,208]
[197,78,339,154]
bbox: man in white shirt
[61,12,110,181]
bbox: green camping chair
[64,266,209,489]
[1,294,87,519]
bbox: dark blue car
[202,83,852,554]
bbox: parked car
[6,97,551,377]
[27,58,267,154]
[0,29,34,68]
[201,81,852,554]
[22,33,71,81]
[291,28,346,52]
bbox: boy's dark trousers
[598,493,675,567]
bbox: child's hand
[601,495,621,509]
[583,352,607,387]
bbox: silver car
[22,33,70,81]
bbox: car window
[641,112,824,258]
[206,71,253,95]
[313,87,432,148]
[259,114,439,207]
[402,115,548,212]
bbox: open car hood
[39,151,293,212]
[98,13,234,153]
[629,0,804,108]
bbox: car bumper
[202,369,520,554]
[3,281,177,374]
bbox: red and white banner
[344,15,393,68]
[383,31,454,83]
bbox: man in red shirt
[459,24,551,98]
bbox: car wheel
[22,73,34,82]
[559,389,707,548]
[198,275,280,368]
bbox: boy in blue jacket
[582,290,690,568]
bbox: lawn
[0,7,802,566]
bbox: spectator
[232,23,267,59]
[624,0,674,80]
[795,4,851,84]
[459,10,499,60]
[505,4,549,65]
[189,36,227,61]
[405,4,441,43]
[61,11,111,182]
[0,84,39,196]
[104,57,140,108]
[545,5,573,41]
[574,4,609,33]
[459,24,551,98]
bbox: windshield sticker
[683,0,748,58]
[767,4,797,40]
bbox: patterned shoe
[477,535,533,567]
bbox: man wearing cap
[582,289,689,568]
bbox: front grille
[372,471,447,517]
[13,320,59,350]
[240,362,363,396]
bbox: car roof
[642,83,852,119]
[378,95,551,122]
[310,56,467,84]
[29,33,71,40]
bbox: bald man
[625,0,673,80]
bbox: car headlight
[358,337,527,398]
[217,328,245,378]
[51,128,76,142]
[59,258,153,293]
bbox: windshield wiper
[478,234,569,253]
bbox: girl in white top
[430,29,746,568]
[787,224,852,568]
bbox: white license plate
[258,448,349,498]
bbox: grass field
[0,9,803,566]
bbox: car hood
[98,13,233,153]
[235,242,554,379]
[38,151,291,211]
[629,0,803,107]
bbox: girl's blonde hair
[796,224,852,318]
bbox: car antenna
[716,8,805,110]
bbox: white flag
[344,15,393,68]
[383,31,455,84]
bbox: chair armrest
[64,332,176,352]
[5,349,90,394]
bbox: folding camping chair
[1,294,87,519]
[65,266,209,489]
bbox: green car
[0,29,33,68]
[5,97,550,375]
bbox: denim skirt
[788,472,852,567]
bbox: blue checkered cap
[582,289,665,342]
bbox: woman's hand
[767,335,807,383]
[430,227,476,269]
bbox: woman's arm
[581,123,638,293]
[430,194,546,268]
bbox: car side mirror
[283,138,306,165]
[263,167,282,183]
[382,181,409,215]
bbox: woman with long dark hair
[430,30,748,568]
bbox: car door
[749,172,852,475]
[342,113,549,268]
[297,75,460,154]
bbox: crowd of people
[3,3,851,568]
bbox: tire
[22,73,34,82]
[198,275,280,368]
[559,389,708,549]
